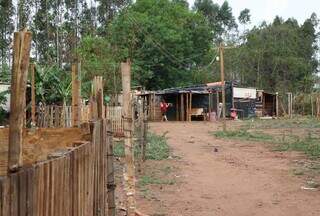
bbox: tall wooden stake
[107,121,116,216]
[72,63,81,127]
[93,76,104,119]
[220,43,226,131]
[121,60,136,216]
[276,92,279,118]
[30,63,36,126]
[8,30,32,172]
[142,98,148,162]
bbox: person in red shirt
[160,99,170,121]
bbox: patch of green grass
[214,128,320,159]
[273,137,320,158]
[113,141,125,157]
[138,175,175,187]
[214,129,273,142]
[113,132,170,160]
[244,117,320,129]
[145,133,170,160]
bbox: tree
[78,36,120,97]
[224,15,319,94]
[193,0,237,42]
[18,0,32,30]
[96,0,131,35]
[0,0,15,74]
[108,0,213,89]
[238,8,251,25]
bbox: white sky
[188,0,320,26]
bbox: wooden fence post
[72,63,81,127]
[276,92,279,118]
[8,30,32,172]
[137,98,144,172]
[121,60,136,216]
[106,120,116,216]
[30,63,36,126]
[142,98,148,162]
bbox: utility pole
[220,43,226,131]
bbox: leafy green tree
[238,8,251,25]
[0,0,15,74]
[97,0,131,35]
[78,36,120,97]
[225,15,319,94]
[193,0,237,42]
[108,0,213,89]
[34,64,72,105]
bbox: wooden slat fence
[36,105,72,128]
[0,119,110,216]
[105,106,123,137]
[34,105,124,136]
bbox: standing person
[160,99,170,121]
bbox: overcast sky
[188,0,319,26]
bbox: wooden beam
[180,93,184,121]
[121,60,136,216]
[175,94,179,121]
[190,93,192,121]
[93,76,104,119]
[72,63,81,127]
[8,30,32,172]
[106,121,116,216]
[276,92,279,118]
[30,63,36,126]
[186,92,189,122]
[220,43,226,131]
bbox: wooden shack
[139,81,234,121]
[139,81,278,121]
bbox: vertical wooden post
[220,43,226,131]
[8,30,32,172]
[216,91,219,119]
[153,93,156,121]
[316,95,320,119]
[93,76,104,119]
[72,63,81,127]
[175,94,179,121]
[276,92,279,118]
[208,92,211,115]
[30,63,36,126]
[138,98,144,172]
[180,93,184,121]
[121,60,136,216]
[186,92,189,122]
[190,92,192,122]
[311,94,314,117]
[142,98,148,162]
[106,120,116,216]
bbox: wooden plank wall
[0,119,110,216]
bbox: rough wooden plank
[72,63,81,127]
[26,168,34,216]
[106,120,116,216]
[18,170,27,216]
[9,173,19,216]
[121,60,136,216]
[0,177,10,216]
[30,63,36,126]
[8,31,32,171]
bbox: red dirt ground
[135,122,320,216]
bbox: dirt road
[137,122,320,216]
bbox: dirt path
[138,122,320,216]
